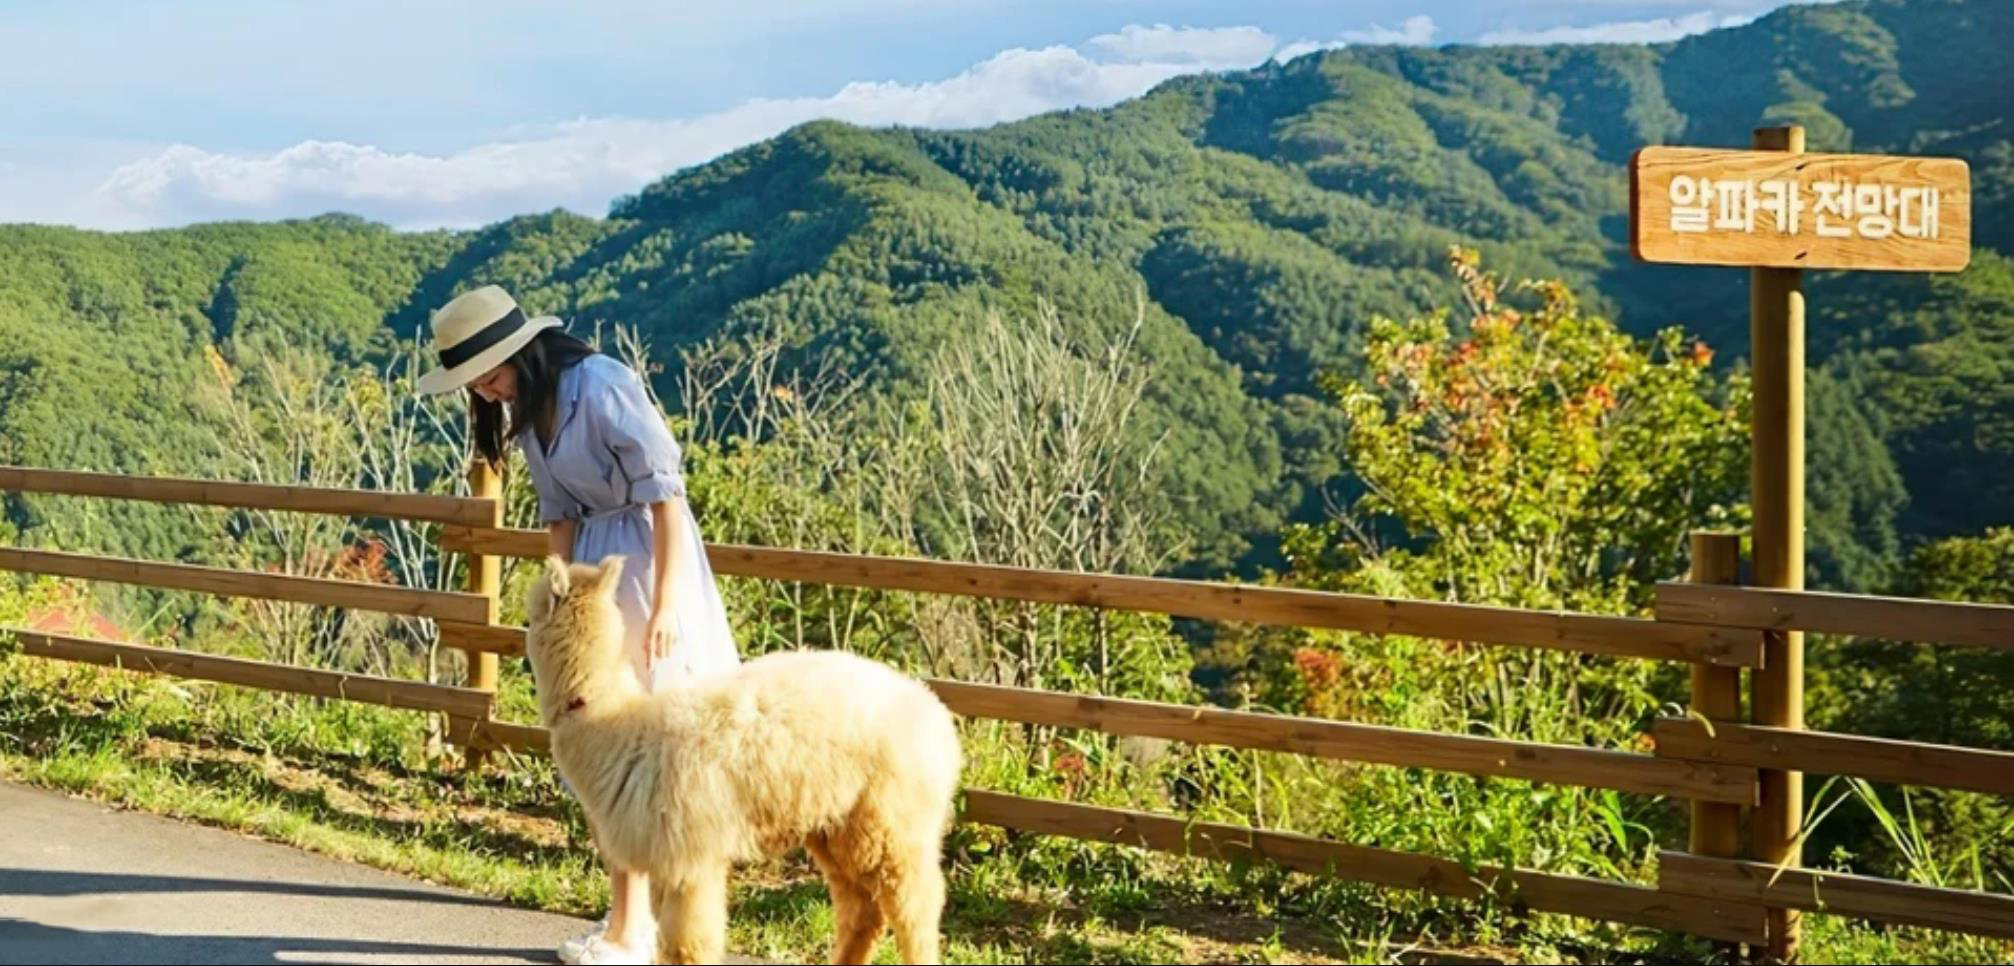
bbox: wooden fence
[3,465,2011,954]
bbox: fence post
[1749,123,1807,963]
[1687,532,1745,861]
[459,452,503,770]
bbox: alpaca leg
[878,850,946,966]
[654,865,730,966]
[807,834,885,965]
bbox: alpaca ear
[594,554,626,596]
[543,554,572,596]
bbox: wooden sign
[1630,146,1970,272]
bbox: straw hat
[415,285,562,395]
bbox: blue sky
[1,0,1797,231]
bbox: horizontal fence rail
[1656,582,2014,652]
[13,630,493,719]
[0,547,492,623]
[471,679,1763,806]
[1658,852,2014,940]
[964,791,1771,946]
[1653,718,2014,797]
[0,465,495,525]
[461,717,551,755]
[930,680,1758,804]
[437,621,528,655]
[441,525,1762,666]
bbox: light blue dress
[519,354,741,690]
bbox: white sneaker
[556,915,609,964]
[571,935,653,965]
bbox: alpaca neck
[538,637,645,728]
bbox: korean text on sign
[1668,176,1941,240]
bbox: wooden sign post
[1631,127,1971,962]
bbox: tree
[895,298,1192,698]
[1814,527,2014,750]
[1805,527,2014,892]
[1806,361,1907,592]
[193,333,468,691]
[1207,248,1750,745]
[1294,246,1749,613]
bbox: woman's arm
[594,360,693,663]
[646,498,687,661]
[548,518,577,564]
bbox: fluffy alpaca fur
[524,554,962,965]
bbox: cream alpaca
[524,554,962,965]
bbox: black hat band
[439,307,528,370]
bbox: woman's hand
[646,607,681,664]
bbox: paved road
[0,781,767,965]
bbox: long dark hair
[471,326,599,468]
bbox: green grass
[2,654,2008,964]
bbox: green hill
[2,0,2009,584]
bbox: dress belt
[576,502,644,524]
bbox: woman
[418,285,741,965]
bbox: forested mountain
[2,0,2008,584]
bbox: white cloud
[1085,24,1280,67]
[1274,14,1439,62]
[1478,10,1758,46]
[90,41,1225,229]
[26,7,1695,231]
[1342,14,1441,46]
[0,137,176,230]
